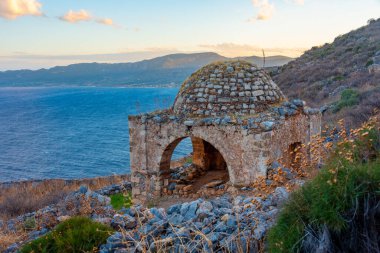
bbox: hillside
[0,53,292,87]
[272,18,380,127]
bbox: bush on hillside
[333,88,360,112]
[20,217,113,253]
[268,117,380,253]
[110,192,132,210]
[366,59,374,67]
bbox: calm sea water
[0,87,192,182]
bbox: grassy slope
[272,18,380,127]
[268,116,380,252]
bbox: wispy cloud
[60,9,91,23]
[60,10,118,28]
[0,0,42,20]
[199,43,306,57]
[96,18,114,26]
[249,0,305,22]
[250,0,275,21]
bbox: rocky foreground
[2,180,292,253]
[100,187,289,253]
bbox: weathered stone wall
[270,113,321,167]
[173,61,285,117]
[129,111,321,203]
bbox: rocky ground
[1,182,130,252]
[100,187,290,253]
[0,156,305,253]
[1,171,303,253]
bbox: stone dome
[173,60,286,117]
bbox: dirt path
[191,169,229,192]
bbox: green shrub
[333,89,359,112]
[110,192,132,210]
[20,217,113,253]
[345,47,353,52]
[333,75,344,81]
[186,157,193,164]
[366,59,374,67]
[268,125,380,253]
[24,217,36,231]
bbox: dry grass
[0,175,129,220]
[0,230,28,251]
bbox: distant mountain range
[0,53,293,87]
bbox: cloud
[60,10,119,28]
[250,0,275,21]
[0,0,42,19]
[96,18,114,26]
[60,9,91,23]
[199,43,306,57]
[249,0,304,22]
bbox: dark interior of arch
[160,136,229,196]
[191,137,227,171]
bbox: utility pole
[262,49,266,68]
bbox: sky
[0,0,379,70]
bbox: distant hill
[272,18,380,127]
[0,53,292,87]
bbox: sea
[0,87,192,182]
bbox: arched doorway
[160,136,229,197]
[287,142,303,169]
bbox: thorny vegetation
[268,114,380,252]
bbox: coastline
[0,85,180,89]
[0,174,130,192]
[0,174,130,187]
[0,174,131,221]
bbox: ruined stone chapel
[129,61,321,203]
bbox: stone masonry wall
[129,112,321,204]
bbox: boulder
[272,187,289,206]
[167,204,181,215]
[196,200,213,220]
[168,214,184,226]
[111,214,136,230]
[183,201,198,221]
[204,180,224,188]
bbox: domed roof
[173,60,286,117]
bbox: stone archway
[159,136,230,196]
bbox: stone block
[252,90,264,96]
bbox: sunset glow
[0,0,379,70]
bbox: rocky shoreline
[0,174,130,191]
